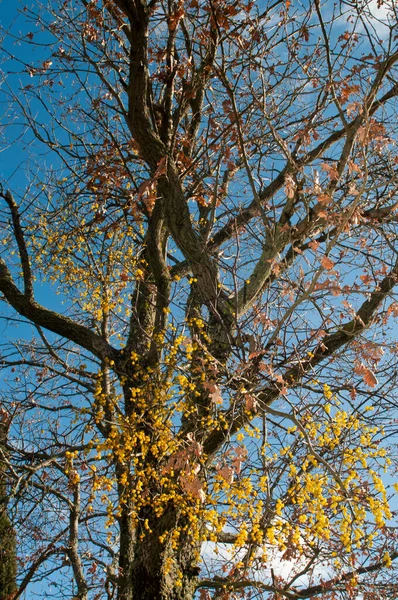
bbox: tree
[0,413,17,600]
[1,0,398,598]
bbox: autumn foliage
[1,1,398,599]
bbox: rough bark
[130,504,200,600]
[0,418,17,600]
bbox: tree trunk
[118,500,200,600]
[0,417,17,600]
[117,497,136,600]
[131,504,200,600]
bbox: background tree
[1,1,398,599]
[0,412,17,600]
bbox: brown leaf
[387,303,398,317]
[217,466,234,484]
[360,273,372,285]
[308,240,320,251]
[248,350,263,360]
[180,473,206,502]
[317,193,332,205]
[321,256,334,270]
[232,446,248,475]
[284,174,296,198]
[154,156,167,178]
[321,163,339,180]
[187,433,203,457]
[245,394,258,412]
[355,364,378,388]
[209,385,223,405]
[362,368,378,388]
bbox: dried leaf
[187,433,203,457]
[321,256,334,270]
[308,240,320,251]
[360,273,372,285]
[321,163,339,180]
[362,368,378,388]
[154,156,167,178]
[387,303,398,317]
[217,466,234,484]
[355,364,378,388]
[284,174,296,198]
[317,193,332,205]
[180,474,206,502]
[245,394,258,412]
[232,447,248,475]
[209,385,223,405]
[163,450,188,474]
[248,350,263,360]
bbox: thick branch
[0,259,119,364]
[203,256,398,456]
[124,0,231,321]
[294,551,398,598]
[198,577,299,599]
[198,551,398,599]
[210,81,398,253]
[1,190,33,299]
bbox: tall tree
[1,1,398,599]
[0,412,17,600]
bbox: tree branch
[0,259,119,364]
[1,190,33,300]
[203,255,398,456]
